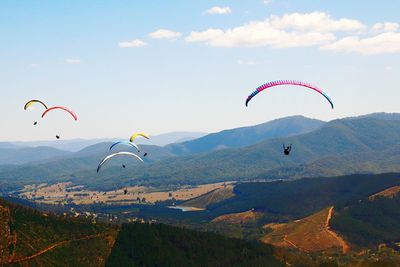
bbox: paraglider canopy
[245,80,334,109]
[41,106,78,121]
[24,100,48,110]
[109,141,140,152]
[129,132,150,142]
[97,152,143,173]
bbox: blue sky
[1,0,399,141]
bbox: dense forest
[106,223,283,267]
[331,194,400,248]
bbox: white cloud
[371,22,399,33]
[385,66,393,71]
[30,63,39,68]
[119,39,147,48]
[263,0,273,5]
[186,12,360,48]
[186,11,400,55]
[148,29,182,40]
[65,59,81,64]
[268,12,366,32]
[204,6,232,15]
[321,32,400,55]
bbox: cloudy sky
[1,0,399,141]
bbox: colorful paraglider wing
[109,141,140,152]
[41,106,78,121]
[97,152,143,172]
[24,100,48,110]
[129,132,150,142]
[245,80,334,109]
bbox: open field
[261,207,349,253]
[181,185,235,209]
[18,181,234,206]
[369,185,400,200]
[211,209,262,224]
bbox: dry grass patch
[261,207,349,253]
[212,209,262,224]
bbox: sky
[0,0,399,141]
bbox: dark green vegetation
[3,114,400,192]
[106,223,283,267]
[0,198,117,266]
[0,115,326,191]
[331,194,400,248]
[0,197,285,267]
[130,173,400,225]
[166,115,324,155]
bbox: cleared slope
[181,185,235,209]
[261,207,348,253]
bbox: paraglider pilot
[283,144,292,155]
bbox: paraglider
[24,100,48,110]
[97,152,143,173]
[283,144,292,156]
[129,132,150,142]
[143,153,148,157]
[109,141,140,152]
[41,106,78,121]
[41,106,77,139]
[24,100,48,126]
[245,80,334,109]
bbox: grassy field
[261,207,349,253]
[19,182,233,206]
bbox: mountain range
[1,113,400,191]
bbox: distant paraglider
[245,80,334,109]
[41,106,78,121]
[24,100,48,126]
[283,144,292,156]
[109,141,140,152]
[24,100,48,111]
[97,152,143,173]
[128,132,150,157]
[41,106,77,139]
[129,132,150,142]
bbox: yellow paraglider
[129,132,150,142]
[24,100,48,110]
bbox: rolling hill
[166,115,324,155]
[106,222,282,267]
[261,207,348,253]
[69,116,400,189]
[2,114,400,191]
[0,197,283,267]
[331,187,400,248]
[0,198,117,266]
[0,146,71,165]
